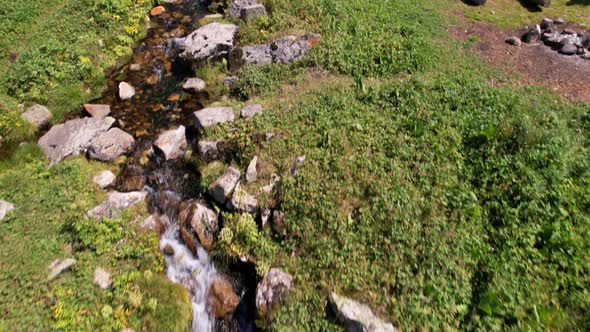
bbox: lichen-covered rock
[256,268,293,321]
[21,104,52,128]
[241,104,263,119]
[240,4,267,21]
[154,126,187,160]
[38,117,116,165]
[328,292,398,332]
[47,258,77,281]
[198,140,224,161]
[209,167,241,204]
[228,0,258,17]
[87,191,147,221]
[178,200,219,252]
[181,23,238,62]
[88,128,135,162]
[193,107,234,130]
[271,33,321,64]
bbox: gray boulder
[47,258,77,281]
[328,292,398,332]
[559,43,578,55]
[227,184,258,214]
[183,78,206,93]
[230,44,273,70]
[209,167,240,204]
[87,191,147,221]
[38,117,116,165]
[0,200,15,221]
[241,4,267,21]
[93,170,116,189]
[198,139,224,160]
[256,268,293,321]
[181,23,238,62]
[154,126,187,160]
[241,104,263,119]
[88,128,135,162]
[21,104,52,128]
[83,104,111,118]
[505,36,521,46]
[228,0,258,17]
[94,267,113,289]
[193,107,234,130]
[271,33,321,64]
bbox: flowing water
[87,1,255,330]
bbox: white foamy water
[160,224,217,332]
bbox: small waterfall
[160,223,218,332]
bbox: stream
[91,1,256,331]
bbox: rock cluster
[514,18,590,58]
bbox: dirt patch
[449,20,590,104]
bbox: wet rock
[88,128,135,162]
[227,184,258,214]
[272,210,287,236]
[47,258,77,281]
[121,175,146,192]
[181,23,238,62]
[179,201,219,252]
[119,82,136,100]
[0,200,15,221]
[228,0,258,17]
[207,277,240,318]
[523,25,541,43]
[83,104,111,118]
[198,140,224,161]
[183,78,206,93]
[271,33,321,64]
[559,43,578,56]
[193,107,234,130]
[94,267,113,289]
[246,156,258,183]
[150,6,166,16]
[21,104,52,129]
[87,191,147,221]
[540,18,553,29]
[256,268,293,321]
[154,126,187,160]
[241,4,267,21]
[209,167,241,204]
[163,244,175,256]
[240,104,263,119]
[93,170,116,189]
[505,36,521,46]
[39,117,116,165]
[329,293,397,332]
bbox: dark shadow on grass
[516,0,543,12]
[460,0,487,6]
[567,0,590,5]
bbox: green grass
[0,0,152,147]
[455,0,590,28]
[0,146,191,330]
[198,0,590,330]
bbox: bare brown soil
[449,20,590,104]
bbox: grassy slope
[202,0,590,330]
[0,0,152,147]
[0,0,193,330]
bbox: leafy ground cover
[200,0,590,330]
